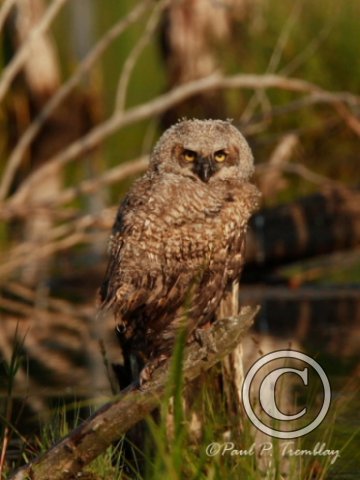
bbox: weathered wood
[10,305,259,480]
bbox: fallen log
[10,305,259,480]
[246,187,360,268]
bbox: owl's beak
[195,156,216,183]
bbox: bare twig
[0,150,346,224]
[0,0,68,104]
[241,1,302,122]
[115,0,168,111]
[10,305,259,480]
[53,156,149,207]
[0,0,15,32]
[5,281,89,316]
[268,2,303,74]
[334,102,360,137]
[281,163,342,186]
[0,231,103,278]
[243,92,360,139]
[0,157,148,220]
[5,73,360,208]
[267,134,299,165]
[0,157,342,226]
[0,205,115,281]
[280,20,335,77]
[256,161,342,187]
[0,0,153,201]
[258,133,299,197]
[0,156,346,281]
[0,295,87,323]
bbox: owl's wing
[100,178,259,338]
[99,204,137,312]
[98,175,159,317]
[98,231,123,311]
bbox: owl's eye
[214,150,227,163]
[183,149,197,162]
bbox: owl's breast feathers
[99,173,260,360]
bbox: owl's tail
[111,327,149,477]
[112,325,143,390]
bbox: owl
[99,119,260,388]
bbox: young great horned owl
[99,119,260,387]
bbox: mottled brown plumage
[99,119,260,386]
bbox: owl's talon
[194,328,217,356]
[139,365,152,386]
[139,355,168,387]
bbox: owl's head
[150,119,254,183]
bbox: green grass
[0,325,27,478]
[1,327,359,479]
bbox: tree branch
[0,0,153,201]
[115,0,168,111]
[0,0,68,105]
[10,305,259,480]
[0,0,16,33]
[0,157,148,221]
[5,73,360,207]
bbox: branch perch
[10,305,259,480]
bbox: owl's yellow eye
[214,151,226,163]
[183,149,197,162]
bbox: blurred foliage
[47,0,360,203]
[1,0,359,204]
[0,1,358,279]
